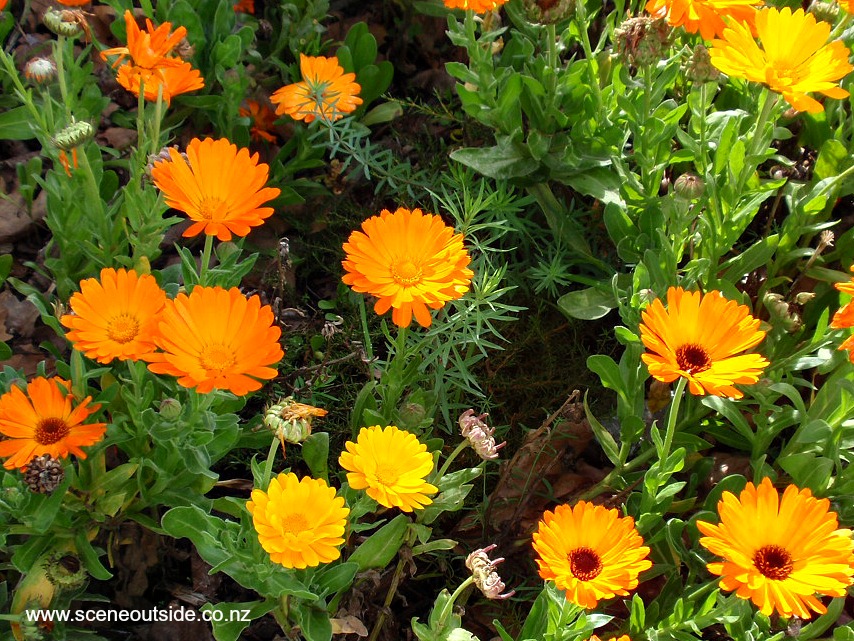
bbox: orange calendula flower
[339,425,438,512]
[247,472,349,569]
[710,7,854,113]
[831,267,854,362]
[639,287,769,398]
[146,286,283,395]
[342,207,474,328]
[645,0,760,40]
[116,62,204,105]
[532,501,652,609]
[697,478,854,618]
[589,636,632,641]
[61,268,166,364]
[239,100,278,143]
[443,0,509,11]
[0,377,107,470]
[271,54,363,123]
[101,10,187,70]
[151,137,280,241]
[233,0,255,13]
[56,0,91,5]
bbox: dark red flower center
[753,545,793,580]
[675,343,712,374]
[567,546,603,581]
[35,417,70,445]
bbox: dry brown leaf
[331,615,369,636]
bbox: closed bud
[764,292,802,332]
[53,120,94,151]
[24,57,57,85]
[158,398,182,419]
[674,173,705,200]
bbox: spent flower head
[459,409,505,460]
[614,16,671,67]
[466,544,515,599]
[264,397,328,447]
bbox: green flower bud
[158,398,182,420]
[53,120,94,151]
[674,173,705,200]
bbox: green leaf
[313,562,358,596]
[0,106,37,141]
[75,530,112,580]
[557,286,616,320]
[347,514,408,570]
[0,254,12,282]
[203,600,276,641]
[584,392,621,467]
[297,605,333,641]
[302,432,329,481]
[450,138,538,180]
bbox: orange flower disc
[151,137,280,241]
[341,207,474,328]
[271,54,363,123]
[61,267,166,364]
[0,377,106,470]
[146,286,283,395]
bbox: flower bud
[764,292,802,333]
[674,173,705,200]
[24,454,65,494]
[158,398,182,420]
[24,57,57,85]
[53,120,94,151]
[809,0,839,23]
[614,16,671,67]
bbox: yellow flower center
[675,343,712,374]
[279,512,309,535]
[35,417,71,445]
[374,462,401,487]
[197,196,227,220]
[567,547,603,581]
[106,313,140,344]
[199,344,236,372]
[753,544,794,580]
[391,260,423,286]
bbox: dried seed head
[684,44,721,83]
[524,0,576,24]
[465,545,515,600]
[53,120,94,151]
[264,397,328,446]
[43,9,85,39]
[809,0,839,23]
[24,454,65,494]
[145,145,183,177]
[24,57,58,85]
[614,16,671,67]
[459,409,505,460]
[763,292,802,333]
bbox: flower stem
[437,441,469,480]
[358,298,373,361]
[261,437,280,491]
[54,36,72,122]
[574,0,603,117]
[151,83,164,157]
[199,233,214,287]
[367,525,416,641]
[660,376,687,462]
[737,88,778,194]
[435,576,475,631]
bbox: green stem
[262,437,280,490]
[736,89,778,195]
[358,298,374,361]
[696,82,710,174]
[75,145,110,260]
[367,525,416,641]
[830,12,852,40]
[578,445,657,500]
[641,64,655,194]
[660,376,687,463]
[437,441,469,480]
[435,576,475,631]
[199,233,214,287]
[151,83,164,157]
[136,78,146,163]
[54,36,72,121]
[574,0,603,117]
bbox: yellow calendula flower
[338,425,437,512]
[697,478,854,618]
[639,287,769,398]
[247,472,349,569]
[709,7,854,113]
[532,501,652,609]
